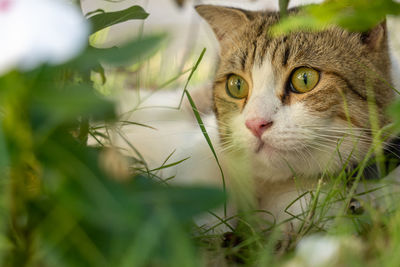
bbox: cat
[195,4,399,230]
[110,4,400,233]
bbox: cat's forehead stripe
[271,36,288,64]
[282,46,290,67]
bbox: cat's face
[197,5,395,181]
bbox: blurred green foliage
[274,0,400,35]
[87,5,149,35]
[0,3,224,267]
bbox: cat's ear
[195,5,251,42]
[360,21,387,50]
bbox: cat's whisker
[310,134,396,150]
[303,126,397,139]
[305,147,328,173]
[304,142,333,154]
[294,129,374,144]
[305,146,328,172]
[305,143,355,169]
[308,125,394,132]
[301,148,319,171]
[218,142,235,150]
[308,133,370,145]
[296,146,314,172]
[307,143,338,156]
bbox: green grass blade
[181,50,227,217]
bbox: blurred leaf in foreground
[34,132,224,266]
[0,68,224,266]
[88,5,149,35]
[75,34,167,70]
[271,0,400,36]
[279,0,290,17]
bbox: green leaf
[179,48,228,217]
[279,0,290,17]
[271,0,400,36]
[75,34,166,69]
[95,34,166,66]
[88,5,149,35]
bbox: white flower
[289,234,364,267]
[0,0,89,75]
[295,235,341,266]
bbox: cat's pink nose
[245,118,273,138]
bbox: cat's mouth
[255,140,278,154]
[255,142,264,154]
[255,142,265,153]
[254,139,299,155]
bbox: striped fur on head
[196,5,394,181]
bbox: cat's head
[196,5,394,181]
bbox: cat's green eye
[226,74,249,99]
[290,67,320,93]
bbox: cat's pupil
[236,78,242,91]
[303,73,308,85]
